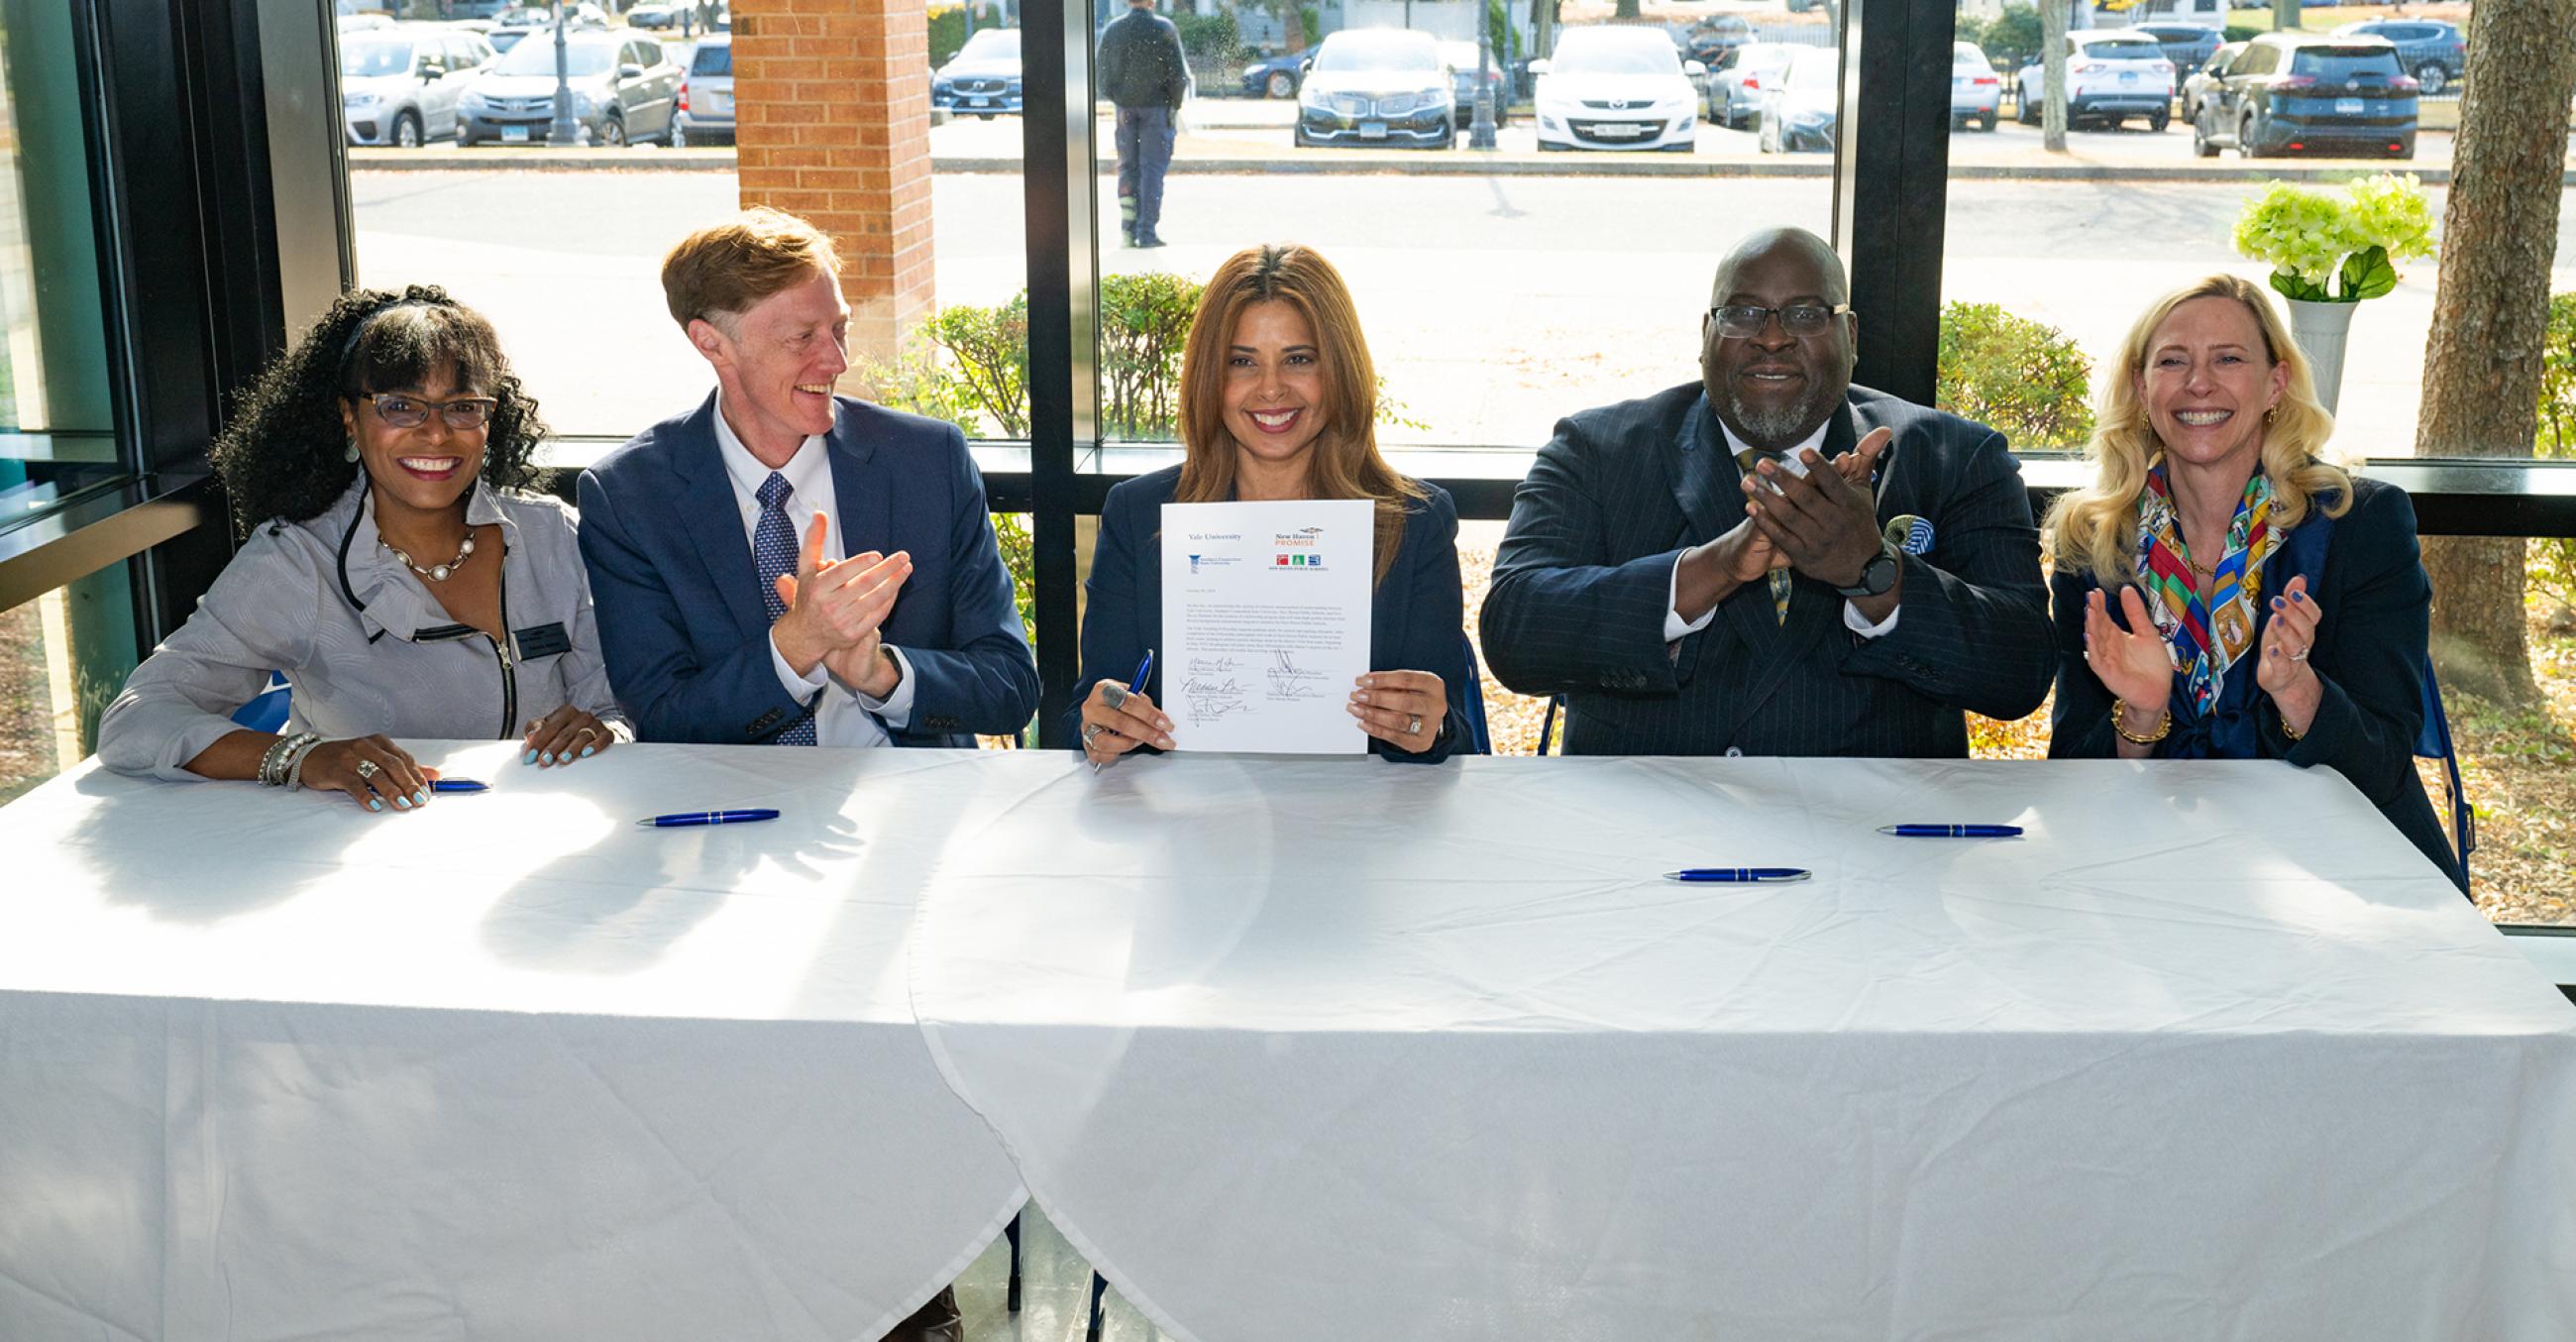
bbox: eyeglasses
[367,393,498,430]
[1709,303,1853,339]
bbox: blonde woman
[2045,274,2461,890]
[1073,243,1472,764]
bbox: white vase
[2286,297,2356,417]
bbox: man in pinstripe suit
[1482,228,2053,757]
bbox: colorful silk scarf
[2133,466,2282,716]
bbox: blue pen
[1878,824,2023,839]
[1664,867,1810,883]
[636,809,782,829]
[1091,647,1156,774]
[429,779,488,794]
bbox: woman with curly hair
[1070,243,1474,765]
[2045,274,2461,890]
[97,285,626,813]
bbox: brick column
[732,0,936,375]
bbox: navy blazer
[1070,466,1474,762]
[577,392,1038,746]
[1482,383,2054,757]
[2049,477,2465,890]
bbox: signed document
[1159,499,1372,754]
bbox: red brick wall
[732,0,936,373]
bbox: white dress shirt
[1664,416,1900,642]
[709,393,916,746]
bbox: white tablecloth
[910,754,2576,1342]
[0,742,1024,1342]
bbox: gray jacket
[98,478,628,781]
[1098,7,1188,110]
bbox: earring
[344,439,361,463]
[2263,405,2277,426]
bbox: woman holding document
[1073,243,1474,765]
[97,286,626,813]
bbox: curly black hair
[208,284,551,534]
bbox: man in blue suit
[1482,227,2053,757]
[579,207,1037,759]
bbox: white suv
[1532,26,1703,153]
[2016,31,2176,133]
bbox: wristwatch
[1833,541,1900,599]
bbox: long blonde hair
[2047,274,2352,580]
[1175,243,1426,586]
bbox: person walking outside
[1099,0,1188,249]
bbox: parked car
[1240,49,1310,99]
[1757,44,1836,153]
[1295,29,1455,150]
[932,27,1021,119]
[2179,40,2243,126]
[2193,32,2416,159]
[2017,30,2175,131]
[1706,41,1798,129]
[1950,40,1998,132]
[1438,41,1508,127]
[458,30,682,146]
[340,26,494,148]
[673,31,731,144]
[627,3,686,30]
[1532,25,1702,153]
[2332,19,2465,95]
[1679,15,1754,67]
[2129,22,2223,77]
[442,0,511,18]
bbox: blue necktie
[753,472,818,745]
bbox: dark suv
[2130,23,2222,77]
[2193,32,2416,160]
[2332,20,2466,96]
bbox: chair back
[230,672,292,734]
[1459,634,1491,755]
[2415,662,2475,881]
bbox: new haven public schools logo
[1272,525,1326,569]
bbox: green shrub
[1174,9,1242,62]
[1100,271,1203,439]
[2221,25,2259,44]
[2530,293,2576,615]
[927,4,967,69]
[1936,301,2095,451]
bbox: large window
[1940,4,2575,927]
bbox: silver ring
[1081,723,1106,749]
[1406,714,1423,736]
[1100,683,1129,711]
[355,759,379,780]
[2291,647,2309,662]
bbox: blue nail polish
[523,749,538,765]
[581,745,595,757]
[2270,597,2284,609]
[413,790,428,805]
[392,796,409,810]
[544,752,558,765]
[369,799,383,812]
[2294,592,2308,603]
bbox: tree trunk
[1613,0,1640,20]
[2040,0,2066,152]
[2414,0,2576,709]
[2271,0,2300,33]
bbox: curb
[348,149,2567,187]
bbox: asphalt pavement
[349,165,2576,464]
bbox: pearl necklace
[381,532,477,582]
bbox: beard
[1724,381,1829,449]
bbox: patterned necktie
[753,472,817,745]
[1735,448,1793,624]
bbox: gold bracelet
[2111,700,2171,745]
[2280,715,2304,742]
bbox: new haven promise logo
[1273,525,1328,570]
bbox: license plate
[2336,97,2364,115]
[502,124,530,143]
[710,92,731,112]
[1596,123,1643,137]
[1359,120,1388,139]
[2119,71,2137,84]
[968,96,989,107]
